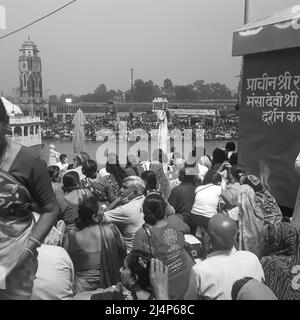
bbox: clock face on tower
[19,61,27,71]
[32,62,41,72]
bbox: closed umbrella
[72,108,87,153]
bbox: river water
[41,139,238,167]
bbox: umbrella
[72,108,87,154]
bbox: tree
[94,84,107,97]
[174,85,189,101]
[131,79,161,102]
[208,82,233,99]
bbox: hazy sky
[1,0,300,97]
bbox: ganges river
[41,139,238,167]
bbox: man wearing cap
[0,97,59,299]
[184,213,264,300]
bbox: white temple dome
[0,97,23,115]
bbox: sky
[1,0,300,97]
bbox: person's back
[67,226,102,293]
[146,215,194,300]
[187,248,264,300]
[185,213,264,300]
[192,183,221,218]
[67,197,127,293]
[134,194,194,300]
[168,169,196,229]
[32,245,74,300]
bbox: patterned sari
[240,175,282,225]
[261,222,300,300]
[0,168,35,290]
[237,185,265,258]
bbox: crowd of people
[41,114,238,141]
[2,94,300,300]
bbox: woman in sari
[237,185,265,258]
[104,153,128,199]
[0,98,59,299]
[48,165,63,198]
[57,171,93,233]
[133,193,194,300]
[261,222,300,300]
[240,175,282,225]
[150,149,171,199]
[168,158,185,190]
[125,155,140,177]
[66,197,127,294]
[81,159,115,204]
[73,252,169,300]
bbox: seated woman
[124,155,140,177]
[66,197,127,294]
[260,222,300,300]
[133,193,194,300]
[141,170,158,195]
[150,149,171,199]
[191,170,222,233]
[220,166,245,222]
[57,171,93,232]
[168,158,185,190]
[141,170,175,216]
[81,159,115,204]
[48,165,63,198]
[237,185,265,258]
[104,153,128,199]
[221,166,245,208]
[240,175,283,225]
[73,251,169,300]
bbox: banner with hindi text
[239,47,300,209]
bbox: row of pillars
[10,124,41,139]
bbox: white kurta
[48,149,60,166]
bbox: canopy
[233,5,300,56]
[72,108,86,154]
[0,97,23,115]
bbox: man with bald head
[185,213,264,300]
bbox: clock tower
[19,37,43,105]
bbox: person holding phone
[73,251,169,300]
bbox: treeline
[49,78,235,104]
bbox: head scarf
[261,222,300,300]
[264,222,298,257]
[150,162,171,199]
[240,175,282,225]
[237,185,265,258]
[240,175,265,193]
